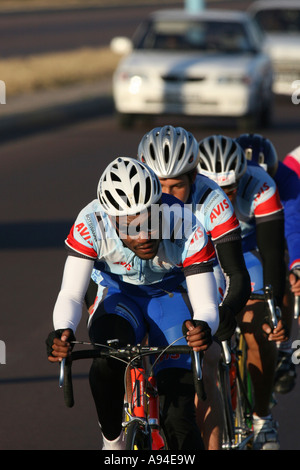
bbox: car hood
[117,51,260,77]
[263,34,300,61]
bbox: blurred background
[1,0,300,450]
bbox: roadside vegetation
[1,47,122,97]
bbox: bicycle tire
[125,421,152,450]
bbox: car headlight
[116,71,148,94]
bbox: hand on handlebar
[289,268,300,297]
[262,319,288,343]
[46,329,75,363]
[183,320,212,352]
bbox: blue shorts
[88,284,193,374]
[243,250,264,293]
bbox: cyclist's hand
[289,267,300,297]
[183,320,212,352]
[46,329,75,363]
[262,319,289,343]
[215,305,237,342]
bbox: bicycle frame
[123,365,165,450]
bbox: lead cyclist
[46,156,220,451]
[236,134,300,395]
[197,135,288,450]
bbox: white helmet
[198,135,247,187]
[97,157,162,216]
[138,125,199,178]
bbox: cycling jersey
[232,165,283,252]
[65,196,215,288]
[187,174,240,242]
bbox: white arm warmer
[53,256,94,332]
[185,271,219,336]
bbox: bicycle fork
[125,368,165,450]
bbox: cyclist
[283,145,300,178]
[236,133,300,394]
[46,157,220,451]
[137,125,251,450]
[197,135,288,450]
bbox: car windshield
[133,19,253,53]
[254,8,300,33]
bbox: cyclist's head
[98,156,162,216]
[137,125,199,202]
[138,125,199,178]
[97,157,162,259]
[236,133,278,178]
[197,135,247,202]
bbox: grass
[1,46,123,97]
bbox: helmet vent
[144,176,151,204]
[178,143,185,161]
[129,165,137,178]
[111,173,121,182]
[105,190,124,210]
[150,143,156,160]
[133,182,140,204]
[164,145,170,164]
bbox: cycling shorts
[88,285,194,374]
[243,250,264,294]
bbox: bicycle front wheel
[125,421,152,450]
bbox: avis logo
[0,80,6,104]
[0,341,6,364]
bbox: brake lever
[59,357,65,388]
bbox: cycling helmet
[97,157,162,216]
[198,135,247,186]
[236,133,278,178]
[138,125,199,178]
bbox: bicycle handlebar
[59,343,206,408]
[249,285,279,329]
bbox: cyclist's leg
[88,289,146,446]
[239,251,279,449]
[195,341,223,450]
[146,288,204,450]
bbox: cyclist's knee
[89,313,136,347]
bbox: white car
[111,9,274,128]
[248,0,300,95]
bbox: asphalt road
[1,91,300,450]
[1,0,300,452]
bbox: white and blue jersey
[63,194,217,372]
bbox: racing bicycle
[58,337,206,450]
[218,285,281,450]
